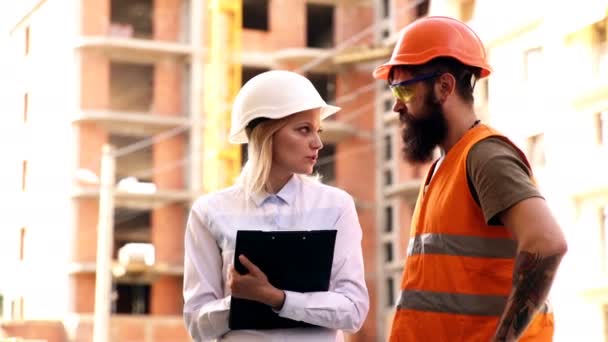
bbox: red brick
[77,122,107,178]
[243,0,306,52]
[154,60,182,115]
[335,70,376,200]
[243,30,274,52]
[335,5,374,45]
[346,280,378,342]
[151,276,183,315]
[272,0,306,48]
[152,322,191,342]
[153,60,185,190]
[152,136,185,190]
[81,0,109,35]
[395,2,422,33]
[80,52,109,110]
[110,317,146,342]
[329,27,387,339]
[154,0,181,41]
[151,205,185,264]
[72,274,96,313]
[75,198,99,263]
[73,320,93,342]
[1,321,67,342]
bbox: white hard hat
[229,70,341,144]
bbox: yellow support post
[203,0,242,193]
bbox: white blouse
[183,175,369,342]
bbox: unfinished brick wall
[334,7,378,340]
[70,316,191,342]
[150,276,183,315]
[154,0,181,42]
[153,59,185,190]
[72,274,96,313]
[151,205,185,266]
[151,6,186,315]
[1,321,68,342]
[272,0,306,48]
[334,68,378,342]
[335,4,374,45]
[243,0,306,52]
[72,0,113,315]
[81,0,110,35]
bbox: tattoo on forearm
[494,251,562,341]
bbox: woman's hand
[228,255,286,310]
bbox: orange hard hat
[373,16,492,80]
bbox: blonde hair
[237,117,288,199]
[237,116,320,200]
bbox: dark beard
[399,90,448,163]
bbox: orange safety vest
[390,125,554,342]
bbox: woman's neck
[266,171,293,194]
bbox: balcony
[580,279,608,302]
[333,45,393,65]
[273,3,336,72]
[384,179,422,203]
[241,50,274,69]
[71,186,194,210]
[67,260,183,278]
[76,0,193,63]
[74,61,192,136]
[113,242,184,283]
[273,48,335,72]
[333,17,394,65]
[321,120,363,144]
[65,314,190,341]
[75,35,194,64]
[72,110,190,137]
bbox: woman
[183,70,369,342]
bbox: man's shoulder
[468,136,523,166]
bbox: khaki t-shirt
[466,137,542,225]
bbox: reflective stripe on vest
[397,290,552,316]
[408,233,517,258]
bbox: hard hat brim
[229,104,341,144]
[373,58,492,81]
[373,62,397,81]
[321,104,341,121]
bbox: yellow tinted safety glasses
[389,72,441,103]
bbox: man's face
[390,68,448,163]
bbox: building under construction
[1,0,429,341]
[3,0,608,341]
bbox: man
[372,16,567,341]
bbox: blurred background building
[0,0,607,341]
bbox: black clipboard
[228,229,337,330]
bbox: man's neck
[440,108,478,154]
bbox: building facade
[6,0,607,341]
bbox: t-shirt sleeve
[466,137,543,225]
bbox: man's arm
[492,197,568,341]
[466,137,568,340]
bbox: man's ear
[436,73,456,102]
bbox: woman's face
[271,108,323,176]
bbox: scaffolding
[202,0,243,193]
